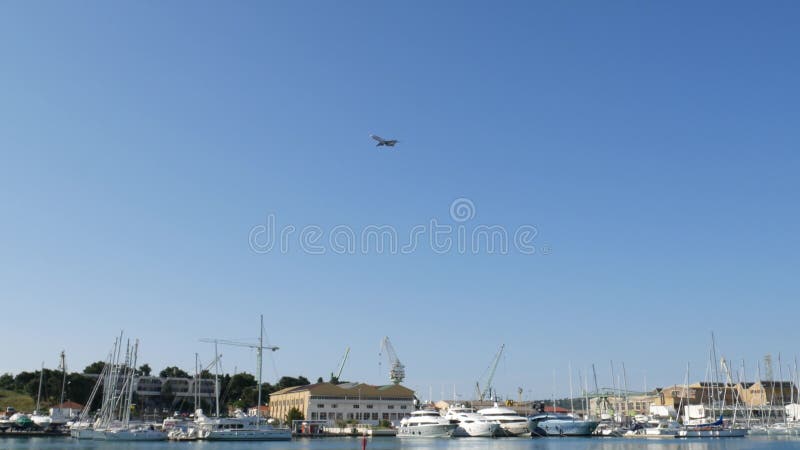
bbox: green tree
[286,407,304,425]
[276,376,310,390]
[224,373,256,407]
[65,373,95,407]
[137,364,152,376]
[159,366,190,378]
[83,361,106,375]
[13,371,36,392]
[0,373,14,389]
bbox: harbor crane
[379,337,405,385]
[331,347,350,382]
[475,344,504,401]
[200,315,279,417]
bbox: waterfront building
[590,392,660,418]
[737,381,798,407]
[268,382,414,426]
[652,381,798,411]
[50,401,84,420]
[134,375,217,407]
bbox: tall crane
[200,315,279,418]
[475,344,504,401]
[331,347,350,382]
[380,337,405,385]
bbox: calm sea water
[1,437,798,450]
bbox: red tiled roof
[544,405,569,413]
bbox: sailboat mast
[59,351,67,405]
[123,340,138,426]
[622,362,629,422]
[257,314,263,428]
[214,341,220,418]
[610,361,616,423]
[36,362,44,413]
[194,353,199,412]
[779,353,786,426]
[568,361,574,415]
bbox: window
[400,405,407,409]
[347,413,354,420]
[366,404,373,409]
[320,412,327,420]
[317,404,324,408]
[382,413,389,420]
[336,413,343,420]
[353,404,360,409]
[387,405,394,409]
[331,404,337,408]
[311,412,318,420]
[371,413,378,420]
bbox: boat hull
[530,420,598,437]
[453,422,500,437]
[99,429,167,441]
[677,428,747,438]
[201,429,292,441]
[397,423,456,437]
[70,428,97,439]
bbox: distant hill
[0,389,36,412]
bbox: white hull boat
[195,409,291,441]
[99,427,167,441]
[477,403,530,436]
[397,409,457,437]
[444,405,500,437]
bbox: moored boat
[397,409,457,437]
[477,403,530,436]
[528,413,598,437]
[443,405,500,437]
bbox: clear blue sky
[2,1,799,399]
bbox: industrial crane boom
[380,337,405,385]
[332,347,350,381]
[477,344,504,401]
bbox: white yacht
[30,412,52,429]
[194,409,292,441]
[443,405,500,437]
[397,409,457,437]
[477,403,530,436]
[624,419,682,438]
[99,425,167,441]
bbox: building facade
[269,382,414,426]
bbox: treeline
[0,361,315,413]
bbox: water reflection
[1,436,799,450]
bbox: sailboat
[97,339,167,441]
[30,362,53,429]
[194,315,291,441]
[676,335,747,438]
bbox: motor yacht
[443,405,500,437]
[528,413,599,437]
[194,409,292,441]
[397,409,457,437]
[476,403,530,436]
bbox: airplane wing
[371,134,384,142]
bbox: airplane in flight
[370,134,398,147]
